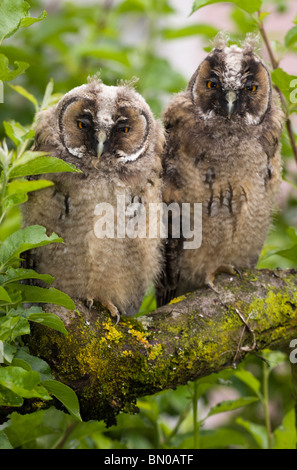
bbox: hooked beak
[225,90,237,119]
[97,130,107,158]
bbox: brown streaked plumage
[156,33,284,306]
[22,77,165,323]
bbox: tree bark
[28,268,297,425]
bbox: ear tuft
[117,76,139,89]
[212,31,230,50]
[87,73,102,85]
[241,32,261,53]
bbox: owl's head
[188,33,272,126]
[34,77,163,170]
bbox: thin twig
[258,12,297,164]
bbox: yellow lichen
[122,350,134,357]
[169,295,186,304]
[127,326,150,349]
[148,343,163,360]
[102,321,123,344]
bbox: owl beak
[97,130,107,158]
[225,91,237,119]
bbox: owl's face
[54,79,154,166]
[188,38,271,126]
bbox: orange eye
[207,80,219,89]
[118,127,130,133]
[245,84,257,93]
[77,120,87,129]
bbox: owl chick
[156,33,284,305]
[22,77,165,323]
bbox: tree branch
[27,268,297,425]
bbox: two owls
[23,34,283,322]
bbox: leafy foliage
[0,0,296,450]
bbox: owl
[22,77,165,323]
[156,33,284,306]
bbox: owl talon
[204,264,242,293]
[206,280,220,295]
[101,300,121,325]
[215,264,241,279]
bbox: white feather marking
[222,45,244,90]
[245,112,260,125]
[197,109,214,121]
[68,146,85,158]
[117,146,145,163]
[95,84,119,127]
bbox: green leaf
[271,68,297,102]
[0,53,29,81]
[14,284,75,310]
[0,0,30,42]
[27,309,68,335]
[233,369,261,396]
[117,0,174,14]
[285,25,297,47]
[76,44,131,67]
[19,10,47,28]
[162,24,219,40]
[3,408,73,449]
[1,341,16,364]
[0,225,62,267]
[14,349,53,381]
[11,357,32,371]
[273,409,297,449]
[40,79,54,111]
[0,316,30,342]
[0,285,12,301]
[0,383,23,406]
[0,366,51,400]
[0,0,46,43]
[0,431,13,449]
[190,0,262,15]
[199,427,247,449]
[272,244,297,262]
[0,267,54,285]
[3,192,28,212]
[3,120,34,146]
[6,179,54,197]
[205,396,259,420]
[42,380,81,421]
[236,417,268,449]
[9,84,38,110]
[9,153,81,178]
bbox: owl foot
[86,298,120,325]
[102,300,121,326]
[215,264,242,279]
[205,264,242,292]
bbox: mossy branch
[27,268,297,426]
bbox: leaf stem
[263,362,273,449]
[192,380,200,449]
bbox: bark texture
[28,268,297,425]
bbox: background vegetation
[0,0,296,449]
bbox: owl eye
[117,126,130,133]
[77,120,88,130]
[206,80,219,89]
[244,84,257,93]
